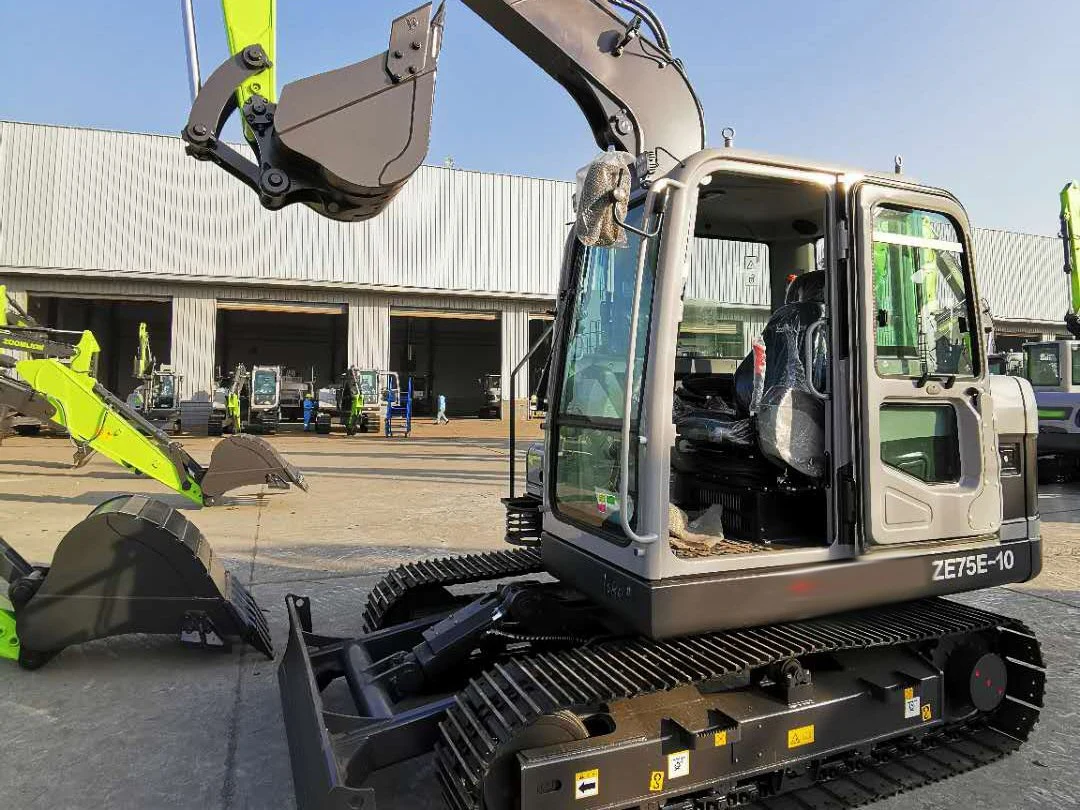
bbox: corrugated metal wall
[348,296,390,371]
[171,294,216,399]
[501,303,532,412]
[0,122,573,298]
[1,121,1067,330]
[973,229,1067,325]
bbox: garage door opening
[26,295,171,399]
[390,311,501,417]
[215,303,348,405]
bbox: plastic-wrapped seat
[754,300,827,477]
[674,271,828,478]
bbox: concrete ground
[0,422,1076,810]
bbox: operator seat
[679,271,828,479]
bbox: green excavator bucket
[3,495,273,669]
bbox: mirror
[574,152,634,248]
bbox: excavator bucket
[184,3,444,222]
[201,433,308,502]
[4,495,272,669]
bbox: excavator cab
[534,152,1039,638]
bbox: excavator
[185,2,1045,809]
[0,291,306,506]
[131,321,183,432]
[1022,180,1080,479]
[210,362,284,435]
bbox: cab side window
[872,207,976,379]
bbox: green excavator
[1020,182,1080,478]
[0,287,306,506]
[0,285,301,668]
[131,321,183,432]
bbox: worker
[302,392,316,432]
[435,393,449,425]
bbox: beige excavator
[184,2,1044,809]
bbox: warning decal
[904,695,921,719]
[649,771,665,792]
[575,769,599,800]
[922,703,933,721]
[714,730,728,747]
[787,724,815,749]
[668,750,690,780]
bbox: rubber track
[435,599,1044,810]
[361,548,543,632]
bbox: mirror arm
[615,212,663,239]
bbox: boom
[184,0,705,221]
[1060,180,1080,336]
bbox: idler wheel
[483,710,589,809]
[967,652,1008,712]
[947,646,1008,713]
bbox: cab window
[872,206,976,379]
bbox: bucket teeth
[201,434,308,500]
[227,574,274,658]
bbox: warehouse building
[0,121,1070,416]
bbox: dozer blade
[200,433,308,502]
[9,495,272,669]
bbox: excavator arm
[1060,181,1080,337]
[183,0,704,221]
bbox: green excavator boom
[221,0,277,140]
[1060,181,1080,336]
[16,351,206,505]
[134,321,153,379]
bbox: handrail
[617,177,683,545]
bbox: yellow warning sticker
[575,769,599,800]
[714,730,728,747]
[649,771,665,792]
[922,703,932,721]
[903,687,914,701]
[787,724,815,749]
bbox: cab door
[853,183,1001,546]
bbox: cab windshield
[553,203,656,532]
[252,370,278,405]
[1025,344,1061,387]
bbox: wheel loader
[185,2,1045,808]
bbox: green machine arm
[221,0,277,139]
[16,351,208,505]
[1060,181,1080,337]
[133,321,153,380]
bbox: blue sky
[0,1,1075,235]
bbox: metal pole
[180,0,202,102]
[508,322,554,498]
